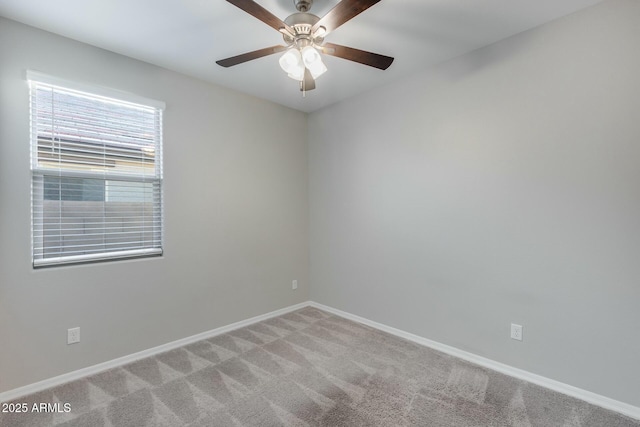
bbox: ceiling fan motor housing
[283,12,323,46]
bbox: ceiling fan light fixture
[279,49,304,79]
[301,45,321,67]
[301,45,327,79]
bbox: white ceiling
[0,0,604,112]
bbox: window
[29,72,164,267]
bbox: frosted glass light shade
[301,46,327,79]
[279,49,304,81]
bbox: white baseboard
[309,301,640,421]
[0,301,310,403]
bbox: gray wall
[308,0,640,407]
[0,17,309,393]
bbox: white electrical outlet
[510,323,523,341]
[67,327,80,345]
[292,280,298,290]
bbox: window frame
[28,71,165,268]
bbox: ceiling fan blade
[320,42,394,70]
[312,0,382,35]
[301,68,316,91]
[226,0,293,34]
[216,45,287,67]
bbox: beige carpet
[1,306,638,426]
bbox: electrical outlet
[292,280,298,290]
[67,327,80,345]
[510,323,523,341]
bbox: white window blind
[29,74,164,267]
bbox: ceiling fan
[216,0,394,93]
